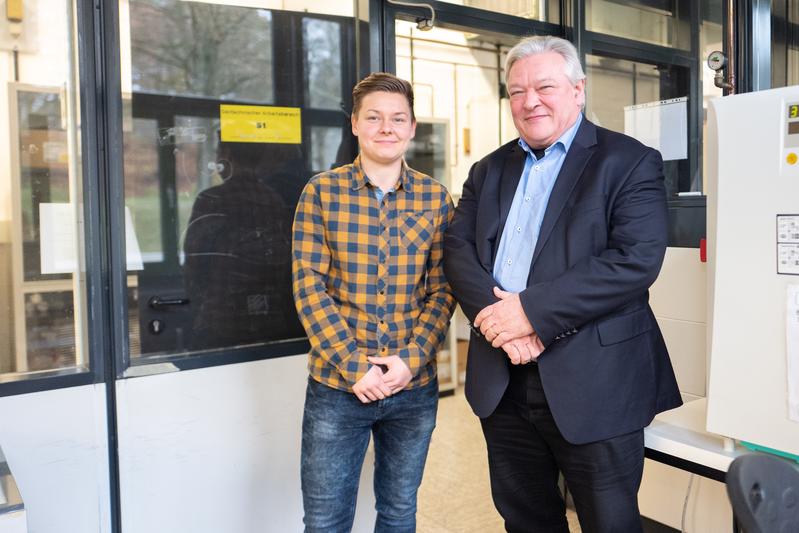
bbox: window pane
[310,127,343,171]
[395,20,514,196]
[586,0,690,49]
[127,0,274,102]
[436,0,560,23]
[773,1,799,87]
[120,0,358,362]
[585,55,693,195]
[304,19,342,110]
[0,0,89,378]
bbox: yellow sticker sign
[220,104,302,144]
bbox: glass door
[119,0,359,365]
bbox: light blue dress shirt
[492,114,583,293]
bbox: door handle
[148,296,190,310]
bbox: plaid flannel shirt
[292,156,455,392]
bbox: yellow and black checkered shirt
[292,156,455,392]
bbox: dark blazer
[444,118,682,445]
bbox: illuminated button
[788,152,798,165]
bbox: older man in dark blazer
[443,35,682,532]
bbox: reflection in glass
[1,0,87,378]
[436,0,559,23]
[25,292,76,371]
[174,115,221,259]
[16,91,71,282]
[586,55,692,195]
[124,118,163,263]
[586,0,690,49]
[129,0,274,102]
[304,18,343,110]
[121,2,359,361]
[585,56,660,134]
[183,141,304,350]
[406,119,450,186]
[310,127,343,171]
[773,1,799,88]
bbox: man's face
[351,91,416,167]
[507,52,585,149]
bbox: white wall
[0,384,111,533]
[116,354,376,533]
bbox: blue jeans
[301,377,438,533]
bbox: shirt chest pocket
[398,210,435,252]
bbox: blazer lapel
[530,119,598,270]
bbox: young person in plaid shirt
[292,72,455,532]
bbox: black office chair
[726,453,799,533]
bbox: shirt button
[534,165,541,171]
[506,259,512,265]
[381,347,387,353]
[524,196,531,202]
[516,226,521,233]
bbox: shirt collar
[350,155,413,193]
[518,112,583,160]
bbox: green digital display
[790,104,799,119]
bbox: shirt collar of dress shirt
[350,154,413,193]
[517,112,583,160]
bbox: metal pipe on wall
[726,0,736,94]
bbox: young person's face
[351,91,416,167]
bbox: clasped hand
[474,287,545,364]
[352,355,412,404]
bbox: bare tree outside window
[130,0,274,102]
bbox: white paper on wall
[788,284,799,422]
[624,97,688,161]
[39,203,78,274]
[40,203,144,273]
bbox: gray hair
[505,36,586,85]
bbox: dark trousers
[480,364,645,533]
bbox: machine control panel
[783,102,799,172]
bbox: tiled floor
[417,389,581,532]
